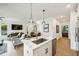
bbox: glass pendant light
[0,17,5,21]
[27,3,36,38]
[30,3,33,23]
[28,3,36,25]
[42,9,46,25]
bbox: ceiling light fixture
[28,3,35,24]
[0,17,5,21]
[60,16,63,18]
[42,9,46,25]
[67,5,71,8]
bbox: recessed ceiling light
[36,21,40,24]
[60,16,63,18]
[67,5,71,8]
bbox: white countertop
[22,36,54,56]
[22,36,54,49]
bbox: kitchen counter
[21,36,54,56]
[22,36,53,49]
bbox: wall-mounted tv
[11,24,23,30]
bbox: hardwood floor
[55,37,77,56]
[15,44,24,56]
[14,37,77,56]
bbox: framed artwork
[1,24,7,35]
[43,24,49,32]
[56,25,59,33]
[11,24,22,30]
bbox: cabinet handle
[45,48,48,54]
[27,50,29,53]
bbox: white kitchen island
[22,36,53,56]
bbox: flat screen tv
[11,24,22,30]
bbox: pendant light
[30,3,33,23]
[42,9,46,25]
[0,17,5,21]
[28,3,35,24]
[0,17,5,23]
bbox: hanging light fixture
[0,17,5,22]
[30,3,33,23]
[28,3,35,24]
[42,9,46,25]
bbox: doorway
[62,25,68,37]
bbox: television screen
[11,24,22,30]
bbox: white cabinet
[33,41,52,56]
[7,41,17,56]
[23,40,34,56]
[24,43,33,56]
[69,11,79,51]
[69,11,77,50]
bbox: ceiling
[0,3,77,23]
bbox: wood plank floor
[14,37,77,56]
[55,37,77,56]
[15,44,24,56]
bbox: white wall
[0,17,27,39]
[36,17,61,39]
[42,17,56,39]
[56,20,62,39]
[6,18,27,34]
[61,21,69,26]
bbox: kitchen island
[22,36,53,56]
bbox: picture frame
[43,24,49,32]
[56,25,59,33]
[1,24,7,35]
[11,24,23,30]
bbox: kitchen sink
[32,38,47,44]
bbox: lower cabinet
[33,41,52,56]
[52,38,57,56]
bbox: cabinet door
[52,38,57,56]
[69,11,77,50]
[45,41,52,56]
[33,41,52,56]
[33,46,46,56]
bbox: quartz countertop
[22,36,54,49]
